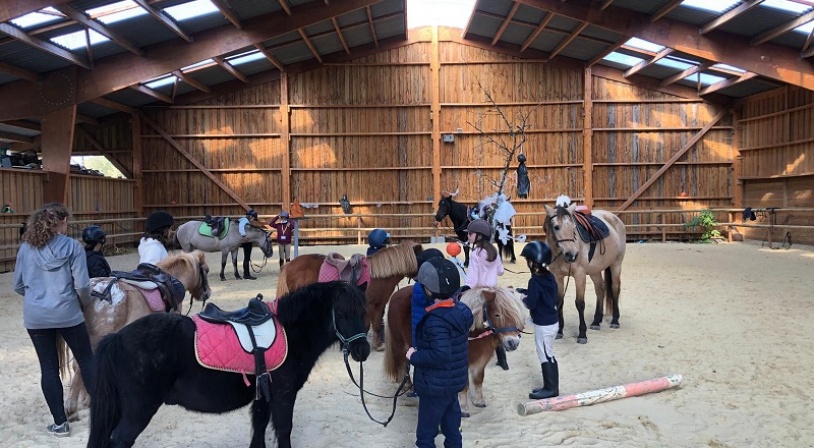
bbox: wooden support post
[431,26,441,237]
[731,109,742,243]
[132,114,144,219]
[280,72,291,213]
[41,106,77,204]
[583,66,593,208]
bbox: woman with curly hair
[138,210,175,264]
[13,202,94,438]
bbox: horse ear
[567,202,578,215]
[544,204,556,217]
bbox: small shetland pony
[544,202,626,344]
[88,281,370,448]
[384,286,527,417]
[276,241,423,351]
[63,251,211,419]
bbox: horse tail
[383,318,401,381]
[276,264,291,297]
[604,266,615,316]
[88,334,122,448]
[56,335,70,378]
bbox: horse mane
[460,287,528,331]
[274,281,366,329]
[156,251,202,273]
[367,241,421,279]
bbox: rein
[334,310,408,428]
[185,262,210,316]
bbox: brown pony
[384,286,527,417]
[276,241,423,351]
[544,202,626,344]
[63,251,212,419]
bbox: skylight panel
[227,51,266,66]
[182,59,215,71]
[624,38,664,53]
[762,0,812,14]
[603,52,645,67]
[684,72,728,86]
[407,0,478,30]
[165,0,220,21]
[713,63,746,73]
[655,58,694,71]
[11,7,62,29]
[794,20,814,35]
[145,75,177,89]
[51,30,110,50]
[680,0,740,13]
[91,1,148,25]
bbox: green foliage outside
[683,210,723,243]
[71,156,125,178]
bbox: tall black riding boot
[243,260,257,280]
[279,259,284,269]
[495,345,509,371]
[529,361,559,399]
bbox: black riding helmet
[521,241,552,266]
[146,211,175,234]
[415,248,444,268]
[82,225,106,245]
[246,209,259,219]
[414,258,460,299]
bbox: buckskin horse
[175,218,273,281]
[275,241,424,351]
[63,251,212,419]
[544,200,626,344]
[87,281,370,448]
[384,286,527,417]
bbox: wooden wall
[737,86,814,245]
[138,27,733,243]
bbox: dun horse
[384,286,527,417]
[175,218,273,281]
[276,241,423,351]
[544,201,626,344]
[87,282,370,448]
[63,251,212,418]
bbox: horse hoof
[372,343,385,352]
[220,277,227,282]
[555,333,563,340]
[590,324,601,331]
[610,323,620,329]
[577,337,588,344]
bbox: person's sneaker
[47,422,70,437]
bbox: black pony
[87,281,370,448]
[434,192,472,266]
[494,221,517,264]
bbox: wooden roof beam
[278,0,292,16]
[254,44,286,71]
[661,61,713,86]
[90,98,135,114]
[752,10,814,46]
[0,131,33,143]
[548,22,587,60]
[55,4,142,56]
[521,12,555,51]
[298,29,323,63]
[74,125,132,177]
[700,0,764,35]
[587,37,627,65]
[651,0,683,22]
[0,0,383,121]
[213,56,247,83]
[600,0,615,10]
[700,72,759,95]
[332,17,351,54]
[173,70,210,93]
[803,26,814,53]
[1,1,71,23]
[210,0,242,29]
[366,6,379,48]
[129,84,173,104]
[131,0,192,43]
[76,115,99,126]
[513,0,814,91]
[624,47,673,78]
[0,61,40,82]
[493,2,521,45]
[0,23,91,69]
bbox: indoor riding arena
[0,1,813,447]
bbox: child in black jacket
[82,225,111,278]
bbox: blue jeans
[28,323,94,424]
[416,394,462,448]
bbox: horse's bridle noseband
[185,262,210,315]
[481,302,522,335]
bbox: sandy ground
[1,241,813,448]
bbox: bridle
[185,262,210,315]
[336,309,409,428]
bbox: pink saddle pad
[139,287,165,312]
[193,309,288,375]
[317,258,370,286]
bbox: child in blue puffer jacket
[407,258,473,448]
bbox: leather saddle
[204,215,228,238]
[199,294,276,401]
[324,252,365,285]
[94,263,185,312]
[572,212,610,263]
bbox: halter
[481,302,522,336]
[336,309,409,428]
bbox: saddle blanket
[574,212,610,242]
[90,279,165,312]
[318,256,371,286]
[198,219,230,239]
[193,311,288,374]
